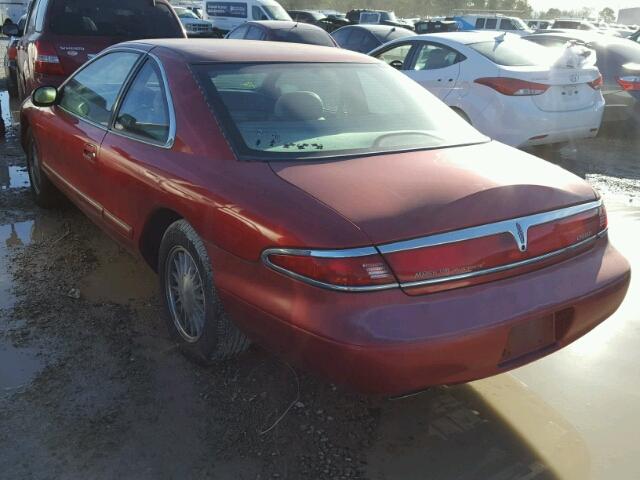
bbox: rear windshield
[374,27,416,43]
[193,62,487,161]
[469,39,552,66]
[274,28,335,47]
[48,0,183,38]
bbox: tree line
[278,0,615,21]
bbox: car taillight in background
[617,75,640,91]
[262,248,397,291]
[34,40,64,76]
[474,77,550,96]
[7,43,18,61]
[588,74,603,90]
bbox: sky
[529,0,640,14]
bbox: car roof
[524,31,627,45]
[413,31,522,44]
[344,24,411,34]
[119,39,374,63]
[247,20,324,31]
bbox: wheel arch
[139,208,185,272]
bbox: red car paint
[21,40,631,395]
[14,0,184,100]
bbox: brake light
[380,204,607,295]
[263,249,396,290]
[617,75,640,91]
[475,77,550,96]
[34,40,64,76]
[7,44,17,61]
[588,74,603,90]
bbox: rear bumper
[603,90,639,122]
[211,235,630,395]
[470,96,605,147]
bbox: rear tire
[25,129,62,208]
[159,220,250,364]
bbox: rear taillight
[379,202,607,295]
[617,75,640,91]
[588,74,603,90]
[475,77,550,96]
[34,40,64,76]
[263,248,397,291]
[7,45,17,61]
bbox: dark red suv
[3,0,185,101]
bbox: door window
[500,19,516,30]
[375,43,414,70]
[485,18,497,29]
[413,43,462,70]
[252,6,268,21]
[245,25,266,40]
[25,0,40,33]
[115,60,171,144]
[227,24,249,38]
[60,52,140,126]
[475,18,486,29]
[35,0,49,32]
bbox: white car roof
[413,31,522,44]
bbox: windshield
[262,3,291,21]
[49,0,183,38]
[175,8,199,20]
[193,62,487,160]
[469,39,553,66]
[511,17,529,30]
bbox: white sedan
[369,31,605,148]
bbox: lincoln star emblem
[516,222,527,252]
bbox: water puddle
[0,342,43,392]
[0,220,34,309]
[80,235,157,312]
[0,90,17,130]
[0,165,30,190]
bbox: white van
[453,14,533,36]
[0,0,28,27]
[203,0,291,34]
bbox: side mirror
[2,22,20,37]
[32,86,58,107]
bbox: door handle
[82,143,97,161]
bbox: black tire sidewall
[158,221,227,363]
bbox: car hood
[269,141,597,245]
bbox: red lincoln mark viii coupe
[20,40,630,395]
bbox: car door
[38,51,141,222]
[404,41,464,101]
[15,0,38,97]
[97,57,174,242]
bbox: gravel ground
[1,55,639,479]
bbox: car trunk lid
[500,64,601,112]
[270,142,601,293]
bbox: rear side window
[60,52,140,126]
[331,28,351,46]
[485,18,497,29]
[469,39,551,66]
[48,0,183,38]
[115,60,171,144]
[275,28,335,47]
[35,0,49,32]
[475,18,485,29]
[500,19,516,30]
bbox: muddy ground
[1,59,639,479]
